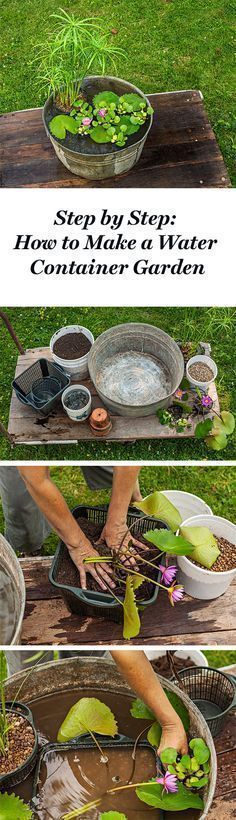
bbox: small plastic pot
[62,385,91,422]
[0,702,38,789]
[186,355,217,390]
[161,490,213,523]
[50,325,94,379]
[177,514,236,599]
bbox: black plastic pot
[49,504,168,623]
[12,358,70,415]
[0,701,38,790]
[32,733,164,819]
[172,667,236,737]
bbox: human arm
[111,650,188,756]
[17,467,114,590]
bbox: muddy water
[0,564,17,643]
[13,688,200,820]
[34,746,159,819]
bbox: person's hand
[96,521,148,569]
[158,719,188,758]
[66,538,115,591]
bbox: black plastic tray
[0,701,38,790]
[49,504,168,622]
[12,358,70,415]
[32,732,164,819]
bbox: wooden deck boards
[1,91,230,188]
[7,346,220,445]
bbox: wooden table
[7,346,220,445]
[20,556,236,646]
[1,91,230,188]
[209,711,236,819]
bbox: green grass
[1,0,235,183]
[0,306,235,460]
[0,464,235,555]
[203,650,236,667]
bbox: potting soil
[0,565,17,644]
[0,713,35,776]
[188,363,214,382]
[189,536,236,572]
[56,517,162,599]
[151,655,197,680]
[53,332,91,360]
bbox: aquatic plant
[0,793,33,819]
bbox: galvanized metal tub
[0,533,26,645]
[5,656,217,820]
[88,323,184,417]
[43,75,153,179]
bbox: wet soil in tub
[13,689,200,820]
[34,745,159,819]
[56,517,161,599]
[0,565,17,644]
[189,536,236,572]
[53,332,91,359]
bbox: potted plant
[177,514,236,599]
[0,652,38,790]
[35,10,153,179]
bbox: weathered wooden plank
[1,91,230,188]
[8,346,220,444]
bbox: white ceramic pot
[177,514,236,599]
[186,355,217,390]
[161,490,213,523]
[62,385,91,422]
[145,649,208,667]
[50,325,94,379]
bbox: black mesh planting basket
[174,667,236,737]
[0,702,38,790]
[31,733,164,819]
[12,358,70,415]
[49,504,169,622]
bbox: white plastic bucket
[50,325,94,379]
[177,514,236,599]
[145,649,208,667]
[161,490,213,523]
[62,385,91,422]
[186,355,217,390]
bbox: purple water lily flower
[201,395,213,408]
[82,117,92,126]
[158,563,177,586]
[98,107,107,117]
[168,583,184,607]
[174,388,184,400]
[156,770,178,793]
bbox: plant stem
[117,564,167,592]
[62,779,158,819]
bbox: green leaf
[49,114,79,139]
[195,419,213,439]
[93,91,119,107]
[0,793,33,819]
[57,697,117,743]
[144,529,194,556]
[181,754,191,769]
[130,698,155,720]
[220,411,235,435]
[123,576,140,640]
[118,115,140,135]
[90,125,112,144]
[100,814,127,820]
[136,781,204,811]
[132,574,144,591]
[160,747,177,765]
[189,776,209,789]
[205,431,228,451]
[134,490,181,532]
[180,526,220,569]
[166,691,190,732]
[0,651,7,684]
[119,93,144,110]
[147,721,162,747]
[189,738,210,764]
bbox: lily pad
[49,114,79,139]
[57,697,118,742]
[119,92,144,110]
[90,124,112,143]
[134,491,181,532]
[93,91,119,107]
[136,781,204,811]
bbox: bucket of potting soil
[32,734,164,819]
[0,702,38,789]
[173,667,236,738]
[5,656,217,820]
[62,385,91,421]
[145,649,209,670]
[0,534,25,645]
[88,323,184,417]
[177,515,236,599]
[50,325,94,378]
[186,356,217,390]
[49,504,169,622]
[43,75,153,180]
[161,491,213,523]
